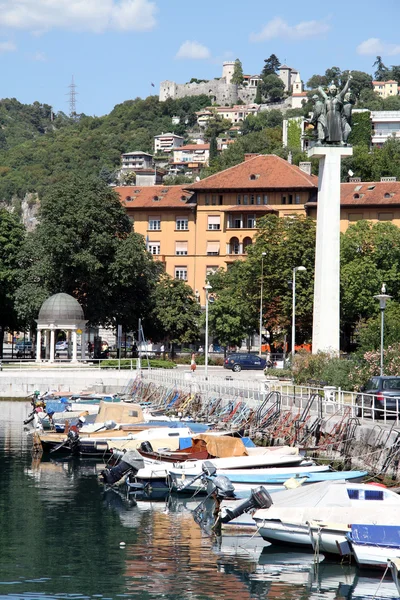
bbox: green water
[0,402,397,600]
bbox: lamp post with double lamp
[291,266,307,359]
[204,282,212,379]
[374,284,391,377]
[259,252,267,357]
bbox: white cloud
[30,51,47,61]
[0,41,16,53]
[176,41,211,60]
[357,37,400,56]
[250,16,330,42]
[0,0,157,33]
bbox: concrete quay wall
[0,368,136,397]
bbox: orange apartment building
[116,154,318,304]
[116,154,400,305]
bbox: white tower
[293,71,303,94]
[222,61,235,85]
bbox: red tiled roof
[372,80,398,85]
[340,181,400,205]
[115,185,195,210]
[179,144,210,151]
[187,154,318,191]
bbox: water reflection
[0,401,398,600]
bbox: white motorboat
[347,524,400,569]
[252,481,400,548]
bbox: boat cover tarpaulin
[192,434,248,458]
[95,401,144,424]
[350,524,400,548]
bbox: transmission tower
[67,76,78,118]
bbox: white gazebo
[36,293,88,362]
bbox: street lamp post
[259,252,267,357]
[292,266,307,358]
[204,282,212,379]
[374,284,391,377]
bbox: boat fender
[220,486,273,524]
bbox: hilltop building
[120,151,153,174]
[160,62,302,107]
[372,80,400,99]
[154,133,184,154]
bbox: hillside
[0,95,210,204]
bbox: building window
[243,237,252,252]
[149,217,161,230]
[263,195,268,205]
[205,194,210,205]
[247,214,256,228]
[288,194,293,205]
[250,194,255,205]
[176,217,188,230]
[237,194,241,205]
[282,196,287,205]
[208,215,221,230]
[295,194,301,204]
[211,195,217,205]
[148,242,160,255]
[256,195,261,205]
[175,241,188,255]
[378,213,393,221]
[175,267,187,280]
[243,195,248,205]
[348,213,363,221]
[219,195,223,205]
[206,241,220,255]
[229,237,240,255]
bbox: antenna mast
[67,76,78,118]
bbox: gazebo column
[72,330,78,362]
[36,329,42,363]
[80,330,86,360]
[49,328,55,363]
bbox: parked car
[55,341,68,351]
[15,340,33,357]
[224,353,267,372]
[356,376,400,419]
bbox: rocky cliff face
[21,193,39,231]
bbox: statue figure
[341,91,354,144]
[316,73,352,145]
[310,94,326,142]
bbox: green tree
[0,209,25,356]
[209,135,218,161]
[340,221,400,338]
[15,174,158,329]
[356,302,400,354]
[150,274,201,353]
[357,88,384,110]
[348,111,372,146]
[373,55,389,81]
[254,84,262,104]
[306,73,326,90]
[262,54,281,77]
[231,59,244,85]
[389,65,400,84]
[204,116,232,140]
[383,95,400,110]
[261,74,285,102]
[324,66,342,86]
[341,70,373,100]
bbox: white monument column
[49,327,55,362]
[308,145,353,354]
[36,329,41,363]
[72,330,78,362]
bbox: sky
[0,0,399,116]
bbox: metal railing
[138,369,400,425]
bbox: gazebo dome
[38,293,84,323]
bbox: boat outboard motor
[209,475,235,499]
[101,450,145,486]
[140,441,153,453]
[220,486,273,524]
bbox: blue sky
[0,0,399,116]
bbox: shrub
[265,368,293,379]
[100,359,176,370]
[292,351,355,389]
